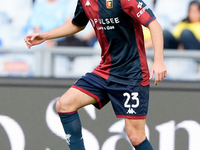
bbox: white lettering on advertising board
[1,98,200,150]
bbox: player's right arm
[24,21,86,49]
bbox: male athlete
[25,0,167,149]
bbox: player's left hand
[149,61,167,86]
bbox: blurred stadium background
[0,0,200,150]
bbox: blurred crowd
[144,0,200,51]
[0,0,97,48]
[0,0,200,80]
[0,0,200,50]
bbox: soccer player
[25,0,167,149]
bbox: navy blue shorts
[72,73,150,119]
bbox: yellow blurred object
[143,27,151,41]
[173,21,200,40]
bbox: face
[188,3,200,22]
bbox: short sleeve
[121,0,156,26]
[72,0,89,26]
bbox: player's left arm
[147,19,167,85]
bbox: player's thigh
[125,118,146,145]
[56,87,97,112]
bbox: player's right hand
[24,33,46,49]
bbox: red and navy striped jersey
[72,0,156,86]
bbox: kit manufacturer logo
[85,0,91,6]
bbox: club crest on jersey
[106,0,113,9]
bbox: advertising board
[0,78,199,150]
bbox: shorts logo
[106,0,113,9]
[123,92,139,114]
[127,108,137,114]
